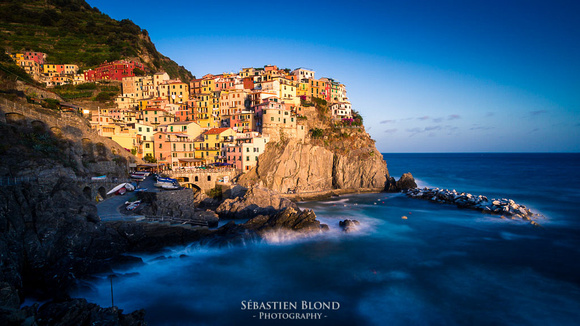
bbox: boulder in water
[339,219,360,232]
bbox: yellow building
[159,81,189,104]
[194,127,236,163]
[296,82,310,98]
[195,92,221,129]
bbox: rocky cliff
[239,133,389,194]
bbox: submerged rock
[339,219,360,232]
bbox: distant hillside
[0,0,193,82]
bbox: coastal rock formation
[239,139,388,194]
[216,186,298,219]
[339,219,360,232]
[245,207,328,235]
[405,187,539,223]
[386,173,418,192]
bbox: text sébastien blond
[241,300,340,311]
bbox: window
[159,144,162,149]
[195,176,198,182]
[145,143,150,148]
[172,153,177,157]
[271,117,274,121]
[246,156,250,161]
[207,175,211,181]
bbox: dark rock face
[138,188,195,218]
[386,173,418,192]
[339,219,360,232]
[396,173,418,190]
[215,186,298,219]
[35,299,146,326]
[137,189,219,226]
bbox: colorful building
[194,128,236,164]
[84,60,144,82]
[224,132,269,171]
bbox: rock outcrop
[339,219,360,233]
[245,207,328,235]
[386,172,418,192]
[239,139,388,194]
[216,186,298,219]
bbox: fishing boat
[106,183,135,196]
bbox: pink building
[223,132,269,171]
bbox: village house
[223,132,269,171]
[194,127,236,164]
[153,131,196,169]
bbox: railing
[143,215,208,227]
[0,176,37,186]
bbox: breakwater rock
[405,187,540,224]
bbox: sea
[71,153,580,326]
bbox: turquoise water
[73,153,580,325]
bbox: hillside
[0,0,193,82]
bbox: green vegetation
[310,128,324,139]
[0,0,193,82]
[144,154,157,163]
[94,91,114,102]
[52,82,120,100]
[208,186,223,199]
[312,97,328,116]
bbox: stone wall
[167,169,239,192]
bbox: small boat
[131,173,146,180]
[157,177,177,183]
[107,183,126,195]
[161,184,180,190]
[107,183,134,196]
[126,200,141,211]
[91,175,107,181]
[124,183,135,192]
[134,188,148,192]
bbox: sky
[86,0,580,152]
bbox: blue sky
[87,0,580,152]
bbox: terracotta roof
[203,127,230,135]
